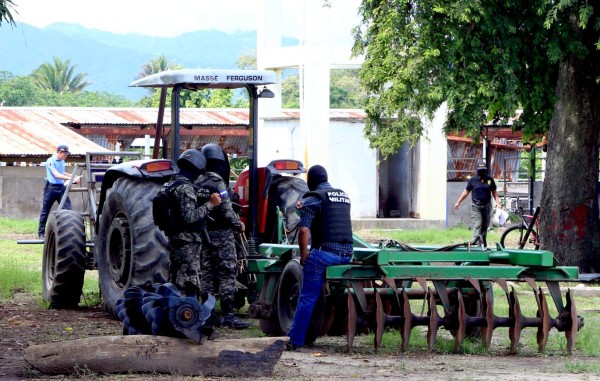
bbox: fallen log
[25,335,287,377]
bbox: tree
[136,54,182,80]
[0,0,16,27]
[33,57,90,93]
[0,72,132,107]
[236,51,257,70]
[281,74,300,108]
[0,75,43,106]
[330,69,367,108]
[353,1,599,272]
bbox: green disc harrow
[247,237,583,354]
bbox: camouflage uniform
[162,173,215,296]
[195,172,250,329]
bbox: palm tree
[136,54,181,80]
[33,57,90,93]
[0,0,16,27]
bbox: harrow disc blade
[455,290,466,352]
[536,288,551,353]
[400,289,412,353]
[482,287,494,349]
[347,291,357,354]
[564,289,577,354]
[374,290,385,351]
[427,290,440,351]
[508,289,522,354]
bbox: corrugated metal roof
[0,119,109,157]
[21,107,252,126]
[0,107,367,159]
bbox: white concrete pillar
[417,103,448,221]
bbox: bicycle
[500,201,541,250]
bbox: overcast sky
[12,0,260,37]
[11,0,361,39]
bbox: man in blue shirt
[287,165,353,350]
[37,145,81,239]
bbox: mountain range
[0,23,268,100]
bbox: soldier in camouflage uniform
[162,149,221,298]
[195,144,251,329]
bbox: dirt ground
[1,292,598,381]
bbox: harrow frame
[246,238,583,354]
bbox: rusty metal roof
[30,107,251,127]
[0,107,367,159]
[0,110,109,157]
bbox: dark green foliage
[352,0,599,158]
[0,0,15,27]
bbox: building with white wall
[256,0,448,222]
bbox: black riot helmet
[200,144,231,186]
[177,149,206,178]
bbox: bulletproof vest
[303,188,353,248]
[196,173,229,230]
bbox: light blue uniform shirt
[45,155,66,185]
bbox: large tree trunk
[540,9,600,273]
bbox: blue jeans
[38,183,72,236]
[287,248,351,346]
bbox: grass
[357,224,503,247]
[1,217,598,374]
[0,217,100,303]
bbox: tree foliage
[135,54,182,80]
[0,0,16,27]
[236,51,257,70]
[352,0,599,157]
[32,57,91,93]
[280,70,367,109]
[353,0,600,271]
[282,74,300,108]
[330,69,367,108]
[0,72,131,107]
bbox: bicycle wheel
[500,224,539,250]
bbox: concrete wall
[0,166,87,220]
[258,118,378,218]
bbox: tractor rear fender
[95,159,176,232]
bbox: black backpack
[152,180,185,234]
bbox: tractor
[31,68,584,354]
[34,69,282,317]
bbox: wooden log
[24,335,287,377]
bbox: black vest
[196,173,228,230]
[303,188,353,248]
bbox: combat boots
[221,299,252,330]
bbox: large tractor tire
[277,259,324,344]
[96,177,169,317]
[264,176,308,244]
[42,210,86,308]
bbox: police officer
[287,165,353,350]
[38,144,81,239]
[454,160,501,247]
[162,149,221,298]
[195,144,250,329]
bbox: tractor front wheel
[42,210,86,308]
